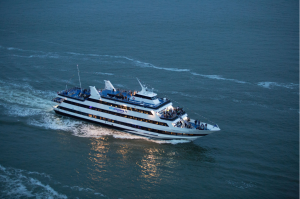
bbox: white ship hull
[54,108,209,140]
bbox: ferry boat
[52,79,220,140]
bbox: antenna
[77,64,82,92]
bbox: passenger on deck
[195,120,197,125]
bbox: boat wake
[2,45,298,90]
[257,82,299,89]
[0,165,67,199]
[0,164,105,198]
[191,72,247,84]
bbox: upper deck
[57,87,90,101]
[100,89,171,109]
[57,87,171,110]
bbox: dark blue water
[0,0,298,198]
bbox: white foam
[6,105,42,117]
[98,55,190,72]
[257,82,298,89]
[150,139,192,144]
[27,171,51,179]
[29,113,83,132]
[29,178,67,198]
[10,47,189,73]
[0,165,67,199]
[73,124,114,137]
[11,52,60,59]
[7,47,25,51]
[67,52,85,56]
[0,165,6,171]
[94,72,114,76]
[0,81,55,110]
[226,180,256,189]
[112,133,146,140]
[191,72,247,84]
[133,60,190,72]
[29,53,60,59]
[70,186,94,192]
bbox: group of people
[111,89,136,96]
[161,107,184,119]
[107,89,138,101]
[176,119,193,129]
[195,119,208,130]
[174,119,208,130]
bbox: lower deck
[54,106,209,140]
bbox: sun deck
[57,87,171,109]
[57,87,91,101]
[100,89,170,109]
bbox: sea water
[0,0,298,198]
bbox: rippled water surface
[0,0,298,198]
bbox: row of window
[63,100,168,127]
[87,98,153,115]
[57,106,205,137]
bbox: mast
[77,64,82,93]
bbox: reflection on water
[87,137,214,188]
[89,137,109,163]
[138,148,165,179]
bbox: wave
[12,53,60,59]
[28,113,83,131]
[6,105,43,117]
[257,82,299,89]
[0,80,55,110]
[9,46,190,73]
[132,60,190,72]
[226,180,256,189]
[89,54,190,72]
[69,53,190,72]
[5,46,44,54]
[5,46,188,72]
[4,46,297,92]
[0,164,67,199]
[81,71,114,76]
[66,52,85,56]
[0,164,106,198]
[191,72,247,84]
[7,47,26,51]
